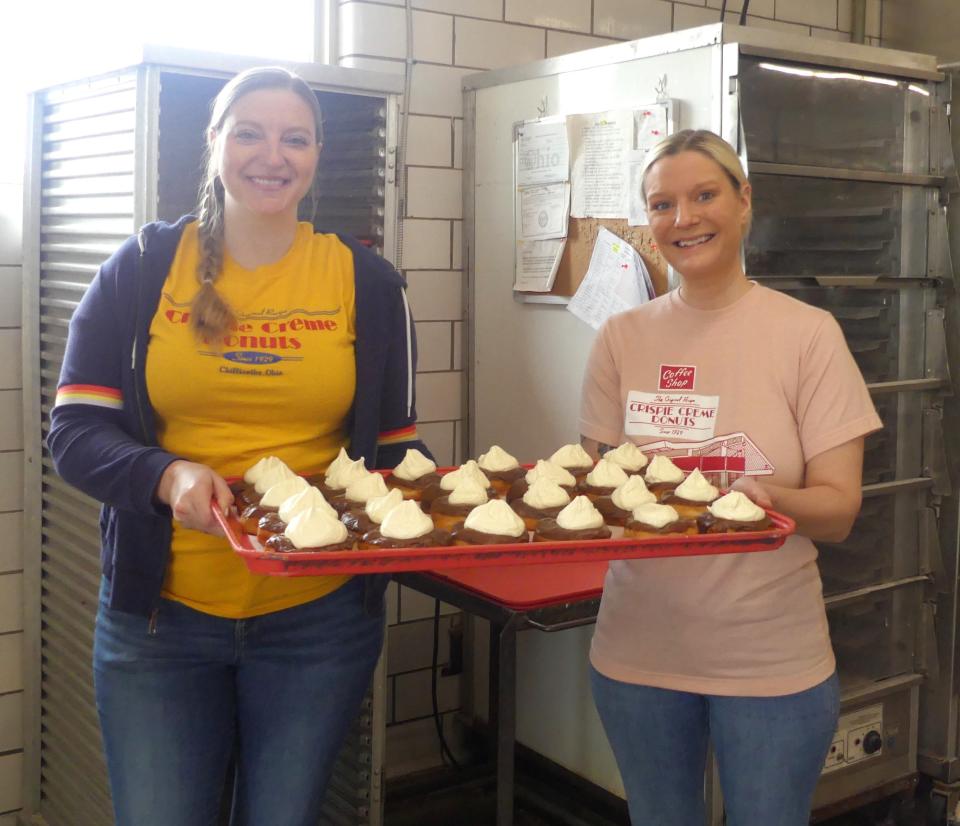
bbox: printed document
[567,227,652,328]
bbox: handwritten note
[567,227,653,328]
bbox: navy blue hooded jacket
[48,216,431,616]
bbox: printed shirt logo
[659,364,695,391]
[158,294,345,379]
[640,432,775,488]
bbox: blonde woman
[580,130,880,825]
[48,67,430,825]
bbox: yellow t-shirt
[146,222,355,618]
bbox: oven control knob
[863,731,882,754]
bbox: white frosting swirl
[644,455,685,485]
[674,469,720,503]
[524,459,575,487]
[380,499,435,540]
[556,495,604,530]
[549,443,594,469]
[392,448,437,482]
[253,462,297,494]
[440,460,490,491]
[244,455,289,486]
[259,475,309,508]
[323,447,351,481]
[522,479,571,509]
[478,445,520,473]
[605,442,648,472]
[285,506,349,549]
[326,457,370,491]
[365,488,404,524]
[463,500,526,538]
[345,473,389,504]
[611,476,656,511]
[708,491,766,522]
[631,503,680,529]
[585,458,629,489]
[279,486,337,523]
[447,478,489,507]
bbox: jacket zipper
[132,229,151,444]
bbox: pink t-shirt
[580,284,882,697]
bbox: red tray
[214,506,795,576]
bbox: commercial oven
[463,24,960,823]
[20,47,401,826]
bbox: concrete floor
[384,771,936,826]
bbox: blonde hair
[191,67,324,340]
[640,129,752,235]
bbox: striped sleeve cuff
[377,425,418,446]
[55,384,123,410]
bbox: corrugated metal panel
[35,70,140,826]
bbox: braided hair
[190,66,324,340]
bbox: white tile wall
[407,0,502,18]
[387,614,454,673]
[400,219,451,269]
[0,635,22,694]
[385,713,464,778]
[547,30,619,58]
[452,119,463,169]
[406,271,463,321]
[0,393,23,452]
[0,576,23,635]
[744,14,814,34]
[394,669,460,719]
[414,322,454,371]
[0,514,24,574]
[775,0,838,29]
[0,693,23,753]
[706,0,774,17]
[673,4,728,28]
[0,333,20,390]
[399,585,458,622]
[0,185,23,266]
[0,753,22,813]
[451,221,462,269]
[409,63,476,116]
[406,116,453,167]
[812,26,852,41]
[451,320,464,370]
[416,421,456,465]
[338,55,406,74]
[340,2,407,58]
[340,4,454,63]
[407,167,462,218]
[593,0,673,39]
[505,0,592,33]
[454,18,546,70]
[415,371,463,421]
[413,11,456,63]
[0,269,21,328]
[0,454,23,513]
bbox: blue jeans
[590,667,840,826]
[93,577,384,826]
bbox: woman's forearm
[756,481,861,544]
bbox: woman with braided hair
[48,66,431,826]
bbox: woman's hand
[730,439,865,543]
[730,476,773,509]
[155,460,234,536]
